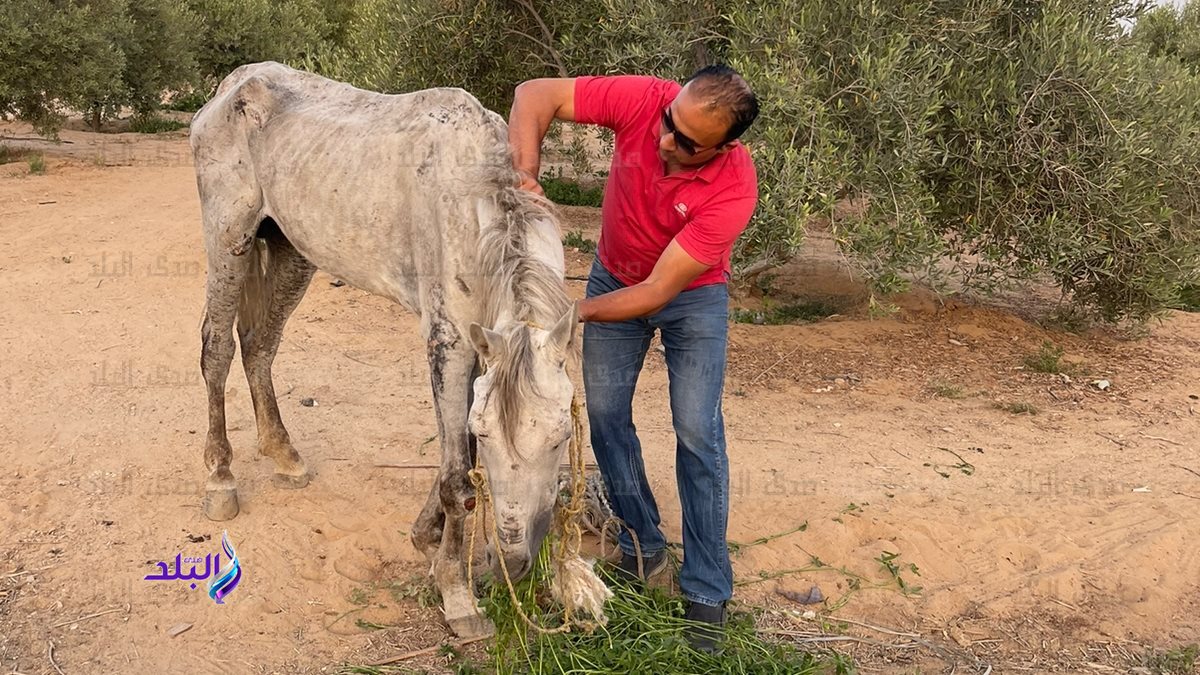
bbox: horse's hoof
[272,471,310,489]
[445,610,495,639]
[203,488,240,521]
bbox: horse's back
[192,62,505,162]
[191,62,513,308]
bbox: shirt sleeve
[573,75,663,135]
[674,187,759,267]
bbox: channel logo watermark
[143,530,242,604]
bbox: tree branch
[511,0,569,77]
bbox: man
[508,65,758,652]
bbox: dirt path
[1,125,1197,674]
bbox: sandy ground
[1,123,1198,674]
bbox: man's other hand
[515,169,544,197]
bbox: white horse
[190,62,578,637]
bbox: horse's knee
[438,472,475,518]
[412,519,444,556]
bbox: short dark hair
[684,64,759,143]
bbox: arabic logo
[142,530,242,605]
[207,531,241,605]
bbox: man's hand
[515,168,544,197]
[578,240,710,323]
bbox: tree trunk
[90,106,101,132]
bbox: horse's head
[467,303,579,580]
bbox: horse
[189,61,578,637]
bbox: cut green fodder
[924,447,978,479]
[876,551,922,595]
[341,537,923,674]
[486,579,845,674]
[354,618,400,631]
[728,521,808,555]
[731,300,838,325]
[562,230,597,254]
[739,547,924,606]
[455,538,849,675]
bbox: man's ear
[468,323,505,363]
[715,142,735,155]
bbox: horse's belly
[262,189,424,312]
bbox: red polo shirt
[573,75,758,289]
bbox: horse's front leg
[420,320,493,638]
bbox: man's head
[658,64,758,167]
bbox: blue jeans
[582,260,732,607]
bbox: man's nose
[658,131,675,154]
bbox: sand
[1,122,1197,674]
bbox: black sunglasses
[662,107,719,156]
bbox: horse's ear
[548,302,579,354]
[468,323,504,363]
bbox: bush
[0,0,128,135]
[117,0,203,115]
[543,177,603,207]
[185,0,334,81]
[562,230,597,253]
[0,0,203,133]
[4,0,1199,321]
[1133,2,1200,73]
[128,115,189,134]
[730,300,838,325]
[165,88,212,112]
[728,0,1200,322]
[0,144,27,165]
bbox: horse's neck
[523,216,566,280]
[504,216,566,328]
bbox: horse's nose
[485,544,532,581]
[499,552,532,581]
[498,520,525,546]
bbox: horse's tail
[237,237,273,337]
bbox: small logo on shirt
[674,203,688,217]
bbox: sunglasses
[662,107,720,156]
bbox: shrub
[543,177,603,207]
[128,115,188,134]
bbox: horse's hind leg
[201,247,253,521]
[237,223,316,488]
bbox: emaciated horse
[190,62,578,637]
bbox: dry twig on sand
[50,604,128,628]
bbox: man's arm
[508,78,576,194]
[578,240,710,322]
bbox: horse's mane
[473,147,573,454]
